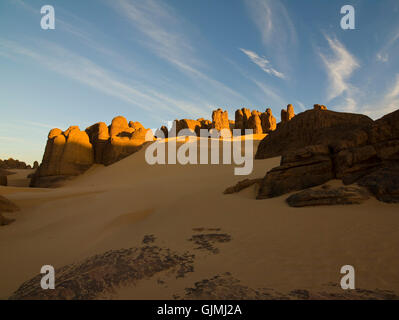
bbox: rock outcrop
[235,108,276,134]
[0,158,30,169]
[281,104,295,123]
[234,108,252,133]
[286,185,369,207]
[31,116,153,187]
[256,109,373,159]
[314,104,327,111]
[257,145,334,199]
[256,108,399,203]
[211,109,230,132]
[260,108,277,133]
[247,111,263,134]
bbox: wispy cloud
[363,74,399,118]
[0,38,209,118]
[319,35,360,102]
[376,28,399,63]
[0,136,25,143]
[376,53,389,63]
[240,48,285,79]
[244,0,297,48]
[109,0,247,103]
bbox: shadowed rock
[286,185,370,207]
[9,245,195,300]
[224,178,262,194]
[255,108,399,203]
[281,104,295,123]
[247,110,263,134]
[256,109,373,159]
[179,273,399,300]
[257,145,334,199]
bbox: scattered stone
[181,273,399,300]
[224,178,262,194]
[188,233,231,254]
[142,234,156,244]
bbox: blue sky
[1,0,399,164]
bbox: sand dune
[1,136,399,299]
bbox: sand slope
[1,136,399,299]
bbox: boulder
[255,108,399,203]
[286,185,370,207]
[224,178,262,194]
[357,164,399,203]
[33,161,39,169]
[109,116,129,137]
[257,145,334,199]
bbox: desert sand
[1,135,399,299]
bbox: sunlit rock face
[31,116,153,187]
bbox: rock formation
[257,145,334,199]
[255,108,399,203]
[0,158,31,169]
[286,185,369,207]
[155,126,169,139]
[235,108,276,134]
[211,109,230,132]
[281,104,295,123]
[260,108,277,133]
[256,109,373,159]
[33,161,39,169]
[247,111,263,134]
[314,104,327,110]
[31,116,153,187]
